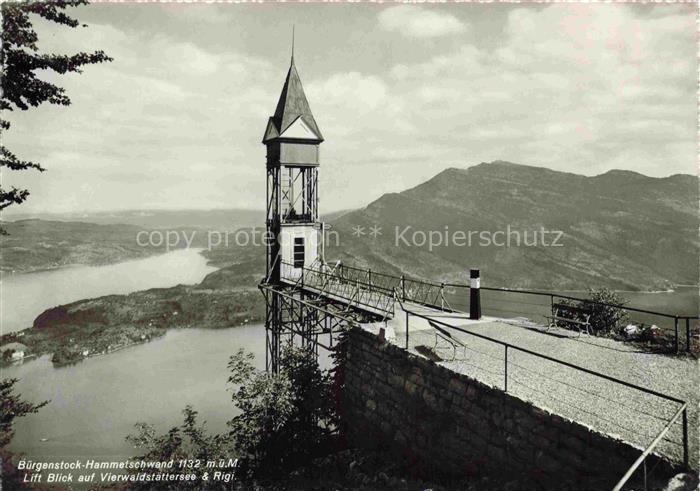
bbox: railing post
[367,268,371,288]
[685,318,690,352]
[470,269,481,320]
[682,406,689,469]
[401,275,406,302]
[674,317,679,353]
[440,282,445,311]
[405,311,410,350]
[550,294,554,317]
[504,345,508,392]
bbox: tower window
[293,237,305,268]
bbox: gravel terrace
[381,303,699,470]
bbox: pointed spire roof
[263,58,323,143]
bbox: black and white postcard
[1,2,698,490]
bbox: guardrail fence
[282,259,694,487]
[402,306,690,490]
[330,262,697,353]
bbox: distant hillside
[2,208,264,230]
[3,208,350,231]
[327,161,699,290]
[0,220,168,274]
[0,207,352,273]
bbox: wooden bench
[428,319,467,361]
[545,302,593,337]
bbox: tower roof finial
[291,25,295,64]
[262,27,323,143]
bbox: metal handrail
[330,261,697,351]
[335,261,696,320]
[444,283,699,321]
[337,263,403,282]
[336,266,401,295]
[398,302,689,471]
[402,305,686,404]
[472,286,694,320]
[336,264,453,311]
[280,261,395,316]
[612,402,688,491]
[447,283,697,352]
[395,285,692,482]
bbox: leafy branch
[0,0,112,215]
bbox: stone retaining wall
[338,327,675,488]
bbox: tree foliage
[0,377,48,448]
[126,406,235,490]
[0,0,112,217]
[585,287,629,333]
[560,287,629,334]
[126,347,337,487]
[227,347,336,479]
[0,378,49,488]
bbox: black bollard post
[470,269,481,320]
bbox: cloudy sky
[3,2,696,215]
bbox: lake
[0,249,232,463]
[1,248,217,334]
[445,286,698,336]
[5,325,267,462]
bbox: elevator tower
[262,52,324,371]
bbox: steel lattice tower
[260,52,324,373]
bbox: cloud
[3,4,695,214]
[378,6,466,38]
[372,4,696,179]
[310,72,388,113]
[307,70,417,142]
[3,16,283,213]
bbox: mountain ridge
[327,161,699,290]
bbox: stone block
[469,403,488,422]
[408,372,424,388]
[530,406,550,421]
[533,434,553,451]
[422,389,438,409]
[534,452,565,476]
[380,420,393,434]
[404,380,419,396]
[449,377,467,394]
[487,444,507,463]
[394,429,408,445]
[502,417,516,433]
[540,426,560,444]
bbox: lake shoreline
[4,324,269,464]
[1,282,265,368]
[0,246,215,277]
[44,321,259,367]
[1,252,266,368]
